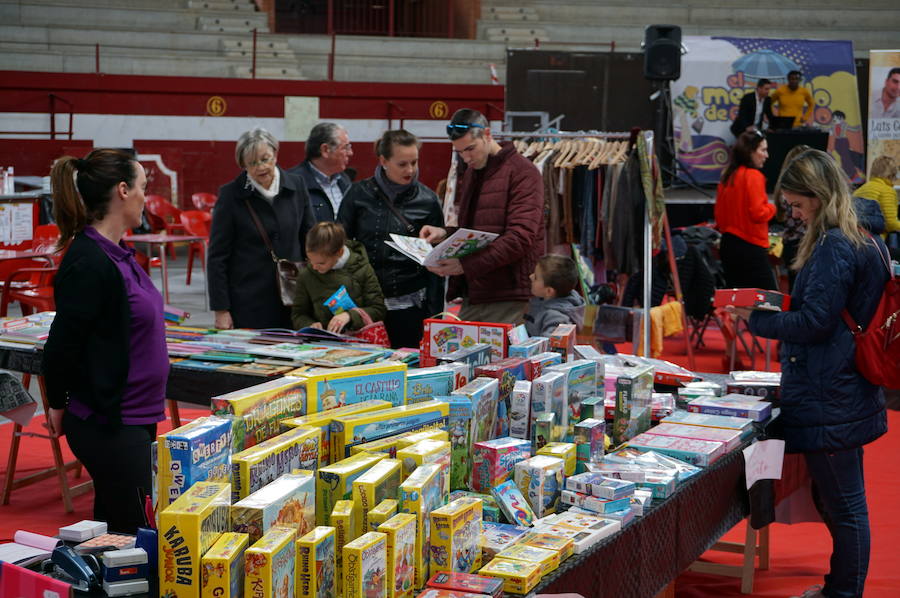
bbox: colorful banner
[671,37,863,184]
[867,50,900,182]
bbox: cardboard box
[398,463,445,589]
[518,531,574,562]
[332,499,358,596]
[490,480,535,528]
[687,393,773,422]
[477,558,541,595]
[368,499,399,533]
[449,491,501,524]
[159,482,231,598]
[295,526,336,598]
[496,540,560,575]
[200,532,248,598]
[545,360,601,440]
[343,532,388,598]
[643,422,743,452]
[430,497,483,574]
[398,440,451,496]
[532,413,554,454]
[397,429,450,450]
[475,358,532,436]
[425,571,504,598]
[440,395,473,491]
[211,377,307,452]
[530,372,567,443]
[513,455,564,518]
[574,418,605,473]
[243,527,296,598]
[612,365,654,446]
[353,459,402,536]
[507,337,549,359]
[230,426,321,502]
[422,319,513,363]
[526,352,563,381]
[536,442,576,477]
[470,438,531,494]
[451,377,499,449]
[331,400,450,462]
[660,411,754,437]
[508,381,532,440]
[436,344,493,372]
[232,471,316,544]
[548,323,577,359]
[713,288,791,312]
[158,416,232,508]
[406,367,456,405]
[479,521,529,562]
[626,433,726,466]
[317,452,386,526]
[378,513,417,598]
[280,399,392,467]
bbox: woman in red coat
[715,129,777,289]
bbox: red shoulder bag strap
[841,233,892,334]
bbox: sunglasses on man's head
[446,122,485,136]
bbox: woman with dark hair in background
[208,127,312,330]
[338,129,444,348]
[715,128,777,289]
[43,149,167,533]
[747,150,888,598]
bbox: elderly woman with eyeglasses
[714,128,778,290]
[208,127,313,329]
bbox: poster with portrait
[867,50,900,183]
[671,37,863,185]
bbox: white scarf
[333,246,351,270]
[246,168,280,202]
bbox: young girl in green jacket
[291,222,387,333]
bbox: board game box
[317,452,386,526]
[343,531,388,598]
[477,558,541,595]
[429,497,483,574]
[295,526,336,598]
[508,381,532,440]
[470,437,531,494]
[378,513,417,598]
[353,459,402,536]
[398,439,451,496]
[230,426,321,502]
[422,318,512,363]
[211,377,306,452]
[530,371,567,443]
[158,416,232,508]
[330,400,450,461]
[513,455,564,518]
[232,471,316,544]
[425,571,504,598]
[243,526,296,598]
[490,480,535,528]
[201,532,248,598]
[398,463,445,589]
[407,367,457,405]
[368,499,399,533]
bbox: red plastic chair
[144,195,185,259]
[191,192,217,212]
[0,266,57,316]
[179,210,211,285]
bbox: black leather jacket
[337,176,444,298]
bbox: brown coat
[450,142,545,304]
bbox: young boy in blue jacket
[524,255,586,337]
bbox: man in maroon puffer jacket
[420,108,544,324]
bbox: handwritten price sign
[742,439,785,490]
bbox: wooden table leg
[2,422,23,505]
[167,399,181,428]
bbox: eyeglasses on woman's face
[247,155,275,169]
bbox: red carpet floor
[1,325,896,597]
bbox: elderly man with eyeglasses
[290,122,354,224]
[419,108,544,325]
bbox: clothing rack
[493,130,632,139]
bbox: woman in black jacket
[208,127,313,329]
[338,130,444,348]
[43,149,168,533]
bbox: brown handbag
[245,200,303,307]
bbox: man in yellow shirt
[772,70,814,127]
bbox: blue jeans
[804,448,870,598]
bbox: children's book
[385,229,498,267]
[0,531,62,567]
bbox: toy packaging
[546,360,601,440]
[442,361,473,390]
[397,429,450,449]
[536,442,576,477]
[545,511,622,538]
[324,284,357,314]
[354,459,402,535]
[398,463,445,589]
[429,497,484,574]
[407,367,456,405]
[687,393,773,422]
[449,491,501,523]
[497,540,560,576]
[560,489,630,515]
[636,474,677,499]
[713,288,791,312]
[378,513,417,598]
[281,399,392,467]
[532,413,554,454]
[398,439,451,496]
[589,477,635,500]
[422,318,512,364]
[440,395,473,491]
[727,370,781,402]
[513,455,564,518]
[518,530,574,562]
[343,532,388,598]
[158,416,232,508]
[297,361,408,411]
[661,410,754,438]
[508,381,532,440]
[530,522,602,555]
[295,526,336,598]
[368,499,399,532]
[530,371,567,443]
[351,426,446,460]
[527,351,563,380]
[232,471,316,544]
[450,377,499,448]
[332,499,358,595]
[475,357,532,436]
[479,521,529,561]
[490,480,536,527]
[317,451,386,526]
[244,527,296,598]
[574,418,605,473]
[331,399,450,461]
[230,426,321,502]
[477,558,542,595]
[578,396,603,422]
[548,323,577,359]
[211,377,307,452]
[158,482,231,598]
[201,532,248,598]
[425,571,504,598]
[470,437,531,494]
[644,422,743,452]
[507,336,549,359]
[437,344,493,372]
[626,432,726,466]
[612,365,654,446]
[565,471,604,495]
[415,589,492,598]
